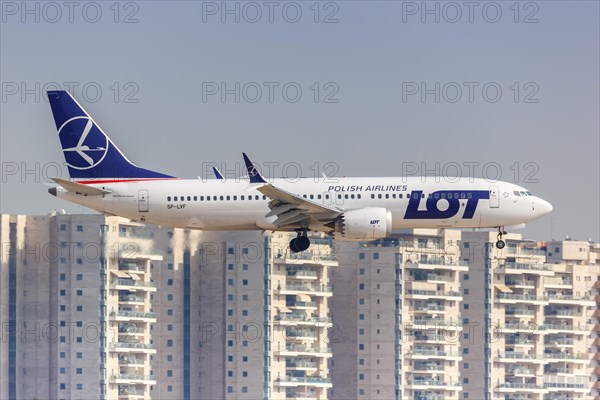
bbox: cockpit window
[513,191,521,196]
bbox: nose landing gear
[496,227,508,249]
[290,229,310,253]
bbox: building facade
[1,213,599,400]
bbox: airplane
[46,90,553,252]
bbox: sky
[1,1,598,242]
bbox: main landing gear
[496,227,508,249]
[290,229,310,253]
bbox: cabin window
[233,196,237,200]
[441,193,446,199]
[187,196,191,201]
[467,193,472,199]
[385,194,389,199]
[413,193,419,199]
[421,193,425,198]
[338,194,342,200]
[213,196,217,200]
[200,196,204,201]
[399,194,403,199]
[460,193,466,199]
[193,196,198,201]
[371,194,375,199]
[255,195,260,200]
[325,194,330,200]
[206,197,210,201]
[219,196,224,201]
[378,194,382,199]
[310,194,314,199]
[392,194,396,199]
[351,194,355,199]
[167,196,171,201]
[357,194,361,199]
[241,195,245,200]
[262,195,266,200]
[226,196,230,201]
[317,194,322,199]
[344,194,348,199]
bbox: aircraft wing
[52,178,111,195]
[242,153,341,230]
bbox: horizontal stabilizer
[52,178,111,195]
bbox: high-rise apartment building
[1,213,598,400]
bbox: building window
[76,368,82,374]
[242,279,248,286]
[76,274,83,280]
[167,339,173,347]
[373,252,379,259]
[167,370,173,377]
[463,273,469,280]
[359,253,365,259]
[76,225,83,232]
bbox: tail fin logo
[58,116,108,170]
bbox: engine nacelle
[332,207,392,241]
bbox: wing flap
[242,152,342,231]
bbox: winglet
[242,153,267,184]
[213,166,224,180]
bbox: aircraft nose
[536,198,553,216]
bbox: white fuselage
[53,177,553,235]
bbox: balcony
[506,279,536,288]
[274,344,331,357]
[286,391,318,400]
[287,270,318,280]
[118,388,146,399]
[110,374,156,384]
[118,356,145,366]
[275,313,331,327]
[286,329,318,340]
[412,363,446,373]
[495,382,546,393]
[408,318,462,331]
[407,379,462,391]
[496,293,548,304]
[544,382,589,392]
[110,310,156,322]
[288,301,317,310]
[545,309,577,318]
[110,342,156,353]
[543,324,592,334]
[495,353,546,363]
[496,262,553,275]
[407,274,453,283]
[119,262,146,274]
[405,259,468,272]
[276,284,332,297]
[505,367,536,377]
[406,349,461,360]
[286,360,318,371]
[110,279,157,292]
[505,308,536,317]
[405,290,462,300]
[118,294,145,305]
[543,353,589,363]
[274,251,337,265]
[274,376,332,388]
[544,337,575,347]
[547,294,595,305]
